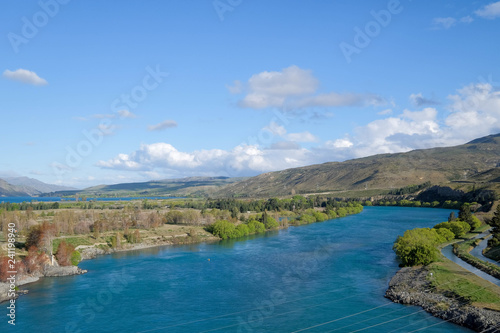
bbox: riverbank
[0,228,220,304]
[385,264,500,332]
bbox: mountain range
[4,133,500,199]
[0,177,76,197]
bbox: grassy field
[428,260,500,311]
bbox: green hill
[214,133,500,198]
[44,176,246,198]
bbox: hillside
[0,179,29,197]
[44,176,246,198]
[3,177,76,195]
[214,133,500,198]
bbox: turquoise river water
[5,207,473,332]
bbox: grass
[428,260,500,311]
[52,236,94,253]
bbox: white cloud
[97,142,313,177]
[265,121,287,136]
[97,82,500,179]
[378,109,393,115]
[460,16,474,23]
[3,68,48,86]
[148,120,178,131]
[291,92,385,109]
[432,17,457,29]
[409,93,440,107]
[269,141,301,150]
[286,131,319,143]
[239,65,318,109]
[236,65,384,110]
[326,139,354,149]
[117,110,136,118]
[475,1,500,19]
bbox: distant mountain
[214,133,500,198]
[3,177,77,195]
[0,179,29,197]
[0,177,77,197]
[44,176,246,198]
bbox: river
[6,207,472,332]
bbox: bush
[435,227,455,242]
[299,214,316,224]
[247,220,266,234]
[235,224,250,237]
[434,220,470,238]
[469,215,481,230]
[212,220,237,240]
[264,216,279,229]
[326,210,337,219]
[70,251,81,266]
[393,228,443,266]
[312,211,329,222]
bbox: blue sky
[1,0,500,188]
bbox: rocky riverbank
[385,266,500,332]
[0,233,219,304]
[0,264,87,303]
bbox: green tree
[488,204,500,247]
[458,204,473,226]
[263,216,279,229]
[212,220,237,240]
[247,220,266,234]
[393,228,442,266]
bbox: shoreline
[0,208,365,304]
[0,233,220,304]
[385,265,500,332]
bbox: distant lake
[8,207,471,333]
[0,196,182,204]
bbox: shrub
[236,224,250,237]
[212,220,237,240]
[299,214,316,224]
[312,211,329,222]
[393,228,443,266]
[435,227,455,242]
[469,215,481,230]
[247,220,266,234]
[264,216,279,229]
[70,251,81,266]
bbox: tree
[448,212,456,222]
[212,220,237,240]
[263,216,279,229]
[393,228,442,266]
[458,204,473,226]
[56,241,75,266]
[488,204,500,247]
